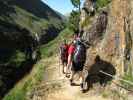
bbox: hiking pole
[99,70,133,86]
[58,50,62,77]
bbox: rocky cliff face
[81,0,133,75]
[82,11,108,45]
[99,0,133,75]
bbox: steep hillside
[0,0,64,47]
[3,28,74,100]
[0,0,65,98]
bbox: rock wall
[82,0,133,75]
[99,0,131,75]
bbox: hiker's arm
[67,54,72,68]
[59,47,61,58]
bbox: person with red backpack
[66,37,86,91]
[65,40,76,77]
[59,39,69,74]
[66,34,80,77]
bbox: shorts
[62,59,67,64]
[72,61,85,72]
[61,57,67,65]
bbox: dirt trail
[30,56,112,100]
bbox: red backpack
[60,44,68,60]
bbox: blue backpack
[73,41,86,63]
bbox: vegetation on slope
[80,0,111,28]
[96,0,111,8]
[41,28,74,58]
[0,0,64,35]
[3,28,74,100]
[0,0,65,99]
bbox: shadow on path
[83,55,116,92]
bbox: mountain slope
[0,0,65,98]
[0,0,65,47]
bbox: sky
[42,0,84,15]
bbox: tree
[71,0,81,13]
[67,10,80,32]
[70,0,81,33]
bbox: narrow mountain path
[29,55,112,100]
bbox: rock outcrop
[82,11,108,45]
[81,0,133,75]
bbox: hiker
[65,40,75,77]
[65,33,81,77]
[59,39,69,74]
[66,38,86,89]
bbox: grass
[80,16,91,28]
[0,50,25,67]
[8,50,26,67]
[120,66,133,90]
[96,0,111,8]
[3,59,45,100]
[11,6,50,34]
[40,28,74,58]
[101,86,127,100]
[3,28,74,100]
[0,5,64,36]
[1,1,65,99]
[101,65,133,100]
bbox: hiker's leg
[70,70,76,85]
[79,71,83,84]
[68,63,72,74]
[81,69,89,92]
[64,61,68,74]
[65,65,71,78]
[62,63,65,74]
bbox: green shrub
[96,0,111,8]
[121,65,133,90]
[80,16,91,28]
[3,62,45,100]
[9,50,25,67]
[40,28,74,58]
[3,27,74,100]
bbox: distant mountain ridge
[0,0,65,48]
[11,0,63,20]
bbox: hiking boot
[62,70,65,74]
[80,83,83,89]
[66,74,70,78]
[81,89,87,93]
[70,79,76,86]
[80,83,88,93]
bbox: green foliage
[96,0,111,8]
[121,68,133,90]
[1,1,65,99]
[3,28,74,100]
[11,6,51,34]
[0,5,64,36]
[71,0,80,8]
[3,61,45,100]
[67,10,80,32]
[0,50,25,67]
[40,28,74,58]
[8,50,26,67]
[80,16,91,28]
